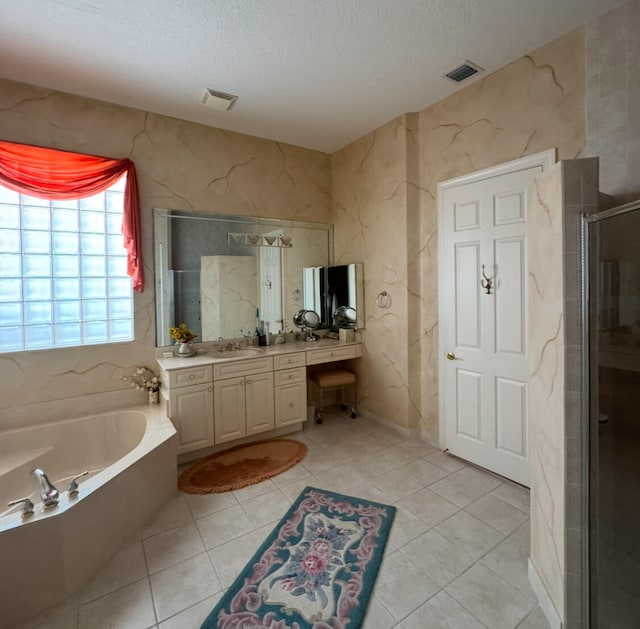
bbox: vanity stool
[310,369,357,424]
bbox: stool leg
[340,385,348,412]
[350,381,357,419]
[316,385,324,424]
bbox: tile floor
[15,410,551,629]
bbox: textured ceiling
[0,0,619,153]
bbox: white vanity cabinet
[273,351,307,428]
[165,365,214,454]
[159,342,361,456]
[213,357,275,444]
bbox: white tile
[183,490,238,520]
[150,553,222,622]
[424,451,466,473]
[78,579,156,629]
[196,504,255,549]
[269,462,312,487]
[208,531,263,588]
[446,563,535,629]
[79,539,148,604]
[518,605,552,629]
[480,522,535,600]
[142,493,193,539]
[372,551,440,620]
[465,493,528,535]
[279,477,325,501]
[435,511,504,560]
[339,480,393,506]
[396,440,439,458]
[313,462,372,493]
[301,450,345,474]
[143,520,206,574]
[429,466,502,508]
[232,479,277,502]
[384,507,431,554]
[397,590,486,629]
[491,482,531,513]
[242,487,291,528]
[397,487,459,527]
[370,467,429,502]
[401,529,475,587]
[158,592,223,629]
[361,596,398,629]
[399,458,450,486]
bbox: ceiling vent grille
[444,61,484,83]
[201,88,238,111]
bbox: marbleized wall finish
[526,158,599,627]
[0,79,331,417]
[329,29,586,439]
[331,117,413,429]
[416,28,586,442]
[586,0,640,204]
[527,163,567,622]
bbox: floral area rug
[201,486,396,629]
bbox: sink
[219,348,261,359]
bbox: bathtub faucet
[31,468,59,507]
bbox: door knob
[446,352,456,360]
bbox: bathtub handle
[8,497,35,518]
[67,471,89,497]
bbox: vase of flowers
[122,367,161,405]
[169,323,198,356]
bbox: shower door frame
[580,198,640,629]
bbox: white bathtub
[0,404,177,628]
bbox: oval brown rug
[177,438,308,494]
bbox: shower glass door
[585,200,640,628]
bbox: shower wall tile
[0,79,331,417]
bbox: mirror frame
[153,208,334,347]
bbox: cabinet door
[214,377,246,444]
[275,381,307,428]
[171,383,214,454]
[245,372,275,435]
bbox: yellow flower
[169,323,198,343]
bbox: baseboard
[358,406,435,445]
[528,559,563,629]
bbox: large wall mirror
[154,209,333,347]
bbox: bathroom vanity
[156,338,361,457]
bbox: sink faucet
[31,468,59,507]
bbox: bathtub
[0,403,177,628]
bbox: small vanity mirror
[302,263,364,329]
[154,209,333,346]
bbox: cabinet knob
[189,374,195,379]
[246,379,251,385]
[208,387,212,392]
[289,375,294,379]
[289,402,295,407]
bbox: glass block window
[0,176,133,352]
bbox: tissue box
[339,328,355,343]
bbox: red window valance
[0,140,143,292]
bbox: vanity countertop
[156,338,361,371]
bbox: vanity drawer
[274,367,306,386]
[306,343,361,365]
[168,365,213,388]
[273,352,306,371]
[213,356,274,380]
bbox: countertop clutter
[156,336,361,371]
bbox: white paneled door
[438,151,555,487]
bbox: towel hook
[481,265,494,295]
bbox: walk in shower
[583,200,640,628]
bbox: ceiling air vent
[200,88,238,111]
[444,61,484,83]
